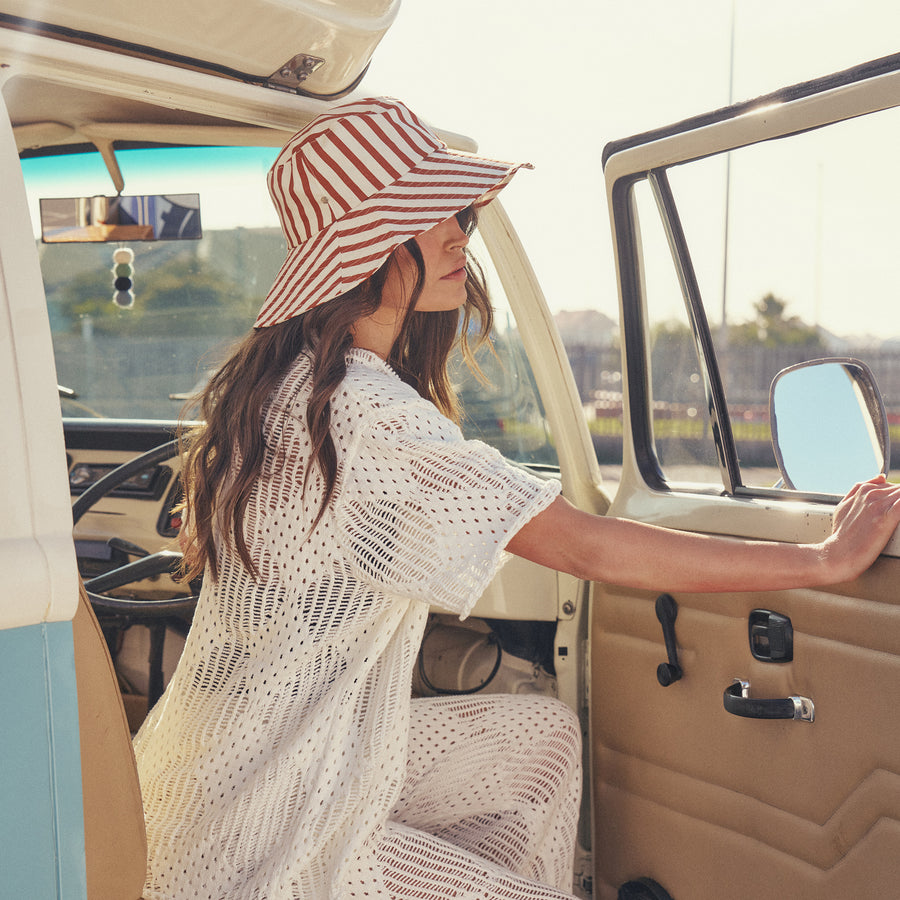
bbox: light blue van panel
[0,620,87,900]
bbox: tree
[650,320,701,404]
[51,250,249,336]
[729,293,824,348]
[134,256,250,335]
[50,268,119,334]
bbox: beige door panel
[590,555,900,899]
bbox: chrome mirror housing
[769,357,889,494]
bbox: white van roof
[0,0,399,98]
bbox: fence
[565,342,900,417]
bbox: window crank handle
[655,593,683,686]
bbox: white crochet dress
[134,348,580,899]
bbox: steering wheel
[72,439,198,618]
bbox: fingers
[840,476,897,507]
[879,484,900,520]
[825,479,900,582]
[840,475,886,502]
[833,478,900,537]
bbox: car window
[454,231,558,468]
[22,145,556,468]
[616,103,900,493]
[632,177,722,487]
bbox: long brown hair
[179,207,492,582]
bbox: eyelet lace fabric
[134,349,576,899]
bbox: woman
[134,98,900,900]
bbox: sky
[363,1,900,336]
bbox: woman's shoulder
[338,348,419,411]
[335,349,458,440]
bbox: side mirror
[769,358,889,494]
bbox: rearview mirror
[40,193,201,243]
[769,358,889,494]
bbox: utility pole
[719,0,736,354]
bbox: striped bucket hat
[255,97,530,328]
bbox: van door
[0,76,85,896]
[591,57,900,899]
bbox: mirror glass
[40,193,201,243]
[770,359,889,494]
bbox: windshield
[23,144,557,467]
[24,146,281,420]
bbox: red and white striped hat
[255,97,530,328]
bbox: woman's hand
[821,476,900,583]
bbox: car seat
[72,581,148,899]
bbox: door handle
[723,678,815,723]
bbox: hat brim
[254,145,529,329]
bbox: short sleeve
[335,398,560,618]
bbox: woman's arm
[506,476,900,592]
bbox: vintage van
[2,3,900,898]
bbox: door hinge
[267,54,325,92]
